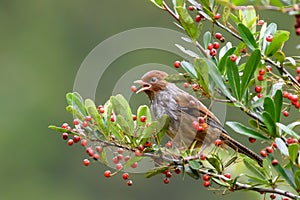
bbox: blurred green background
[1,1,298,200]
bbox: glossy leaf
[66,92,88,116]
[262,111,277,137]
[124,156,144,168]
[181,61,197,78]
[273,90,282,122]
[288,144,299,163]
[266,30,290,57]
[243,157,266,179]
[150,0,164,9]
[203,31,211,49]
[226,121,268,140]
[48,125,74,134]
[218,47,236,74]
[262,23,277,54]
[145,166,170,178]
[226,56,241,100]
[294,170,300,190]
[263,97,275,122]
[189,160,201,170]
[276,122,300,139]
[194,58,209,94]
[240,49,261,98]
[85,99,107,136]
[207,156,222,173]
[141,121,158,138]
[237,23,258,51]
[176,6,198,40]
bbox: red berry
[213,42,220,49]
[266,65,272,72]
[117,148,124,154]
[210,49,217,56]
[283,91,289,98]
[122,173,129,180]
[61,123,69,129]
[165,141,172,148]
[83,159,90,166]
[116,163,123,171]
[260,150,267,157]
[197,126,204,131]
[266,146,273,153]
[290,94,299,102]
[62,133,68,140]
[87,148,94,157]
[85,116,92,121]
[257,93,263,98]
[229,54,237,62]
[203,174,210,181]
[175,168,181,174]
[104,170,111,178]
[259,68,265,75]
[131,162,138,168]
[271,159,278,166]
[127,180,133,186]
[110,116,115,122]
[99,107,105,114]
[163,178,170,184]
[224,173,231,179]
[124,156,131,162]
[165,171,172,178]
[192,121,200,129]
[270,194,276,199]
[297,67,300,74]
[140,115,146,122]
[255,86,262,93]
[132,114,137,121]
[135,150,141,157]
[200,154,206,160]
[174,61,181,68]
[144,141,152,147]
[188,5,194,11]
[138,144,144,151]
[117,154,123,161]
[257,19,264,25]
[131,85,137,93]
[83,120,88,127]
[219,37,225,43]
[67,139,74,146]
[272,142,277,148]
[215,33,222,39]
[215,139,222,146]
[214,13,220,19]
[266,35,273,42]
[183,82,189,88]
[93,154,100,160]
[73,135,80,143]
[73,119,79,125]
[283,111,289,117]
[81,139,88,147]
[198,117,205,123]
[112,156,119,164]
[257,75,264,81]
[195,14,201,22]
[248,137,256,143]
[207,43,213,50]
[203,181,211,187]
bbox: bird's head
[134,70,168,98]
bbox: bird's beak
[134,80,151,94]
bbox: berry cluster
[207,33,224,57]
[162,167,181,184]
[282,90,300,114]
[192,116,206,132]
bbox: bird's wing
[175,89,227,134]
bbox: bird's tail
[220,133,263,166]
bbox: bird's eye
[150,77,158,83]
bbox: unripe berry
[104,170,111,178]
[174,61,181,68]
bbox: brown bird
[135,70,263,166]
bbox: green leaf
[100,148,108,165]
[240,49,261,98]
[275,137,288,156]
[274,51,286,63]
[294,170,300,190]
[226,121,268,140]
[124,156,144,168]
[224,156,238,168]
[207,156,222,173]
[150,0,164,9]
[273,90,283,122]
[245,174,269,185]
[268,154,296,189]
[66,92,88,116]
[226,56,241,100]
[262,111,277,137]
[205,58,235,101]
[270,0,283,7]
[85,99,108,136]
[276,122,300,140]
[266,30,290,57]
[136,105,151,126]
[48,125,74,134]
[262,23,277,54]
[145,166,170,178]
[141,121,158,138]
[241,6,256,33]
[189,160,201,170]
[243,157,266,180]
[181,61,197,79]
[218,47,236,74]
[66,105,85,121]
[194,58,209,94]
[237,23,258,50]
[184,165,200,179]
[115,115,131,137]
[176,6,198,40]
[288,144,299,163]
[203,31,211,49]
[263,97,275,122]
[110,94,134,133]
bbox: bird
[134,70,263,166]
